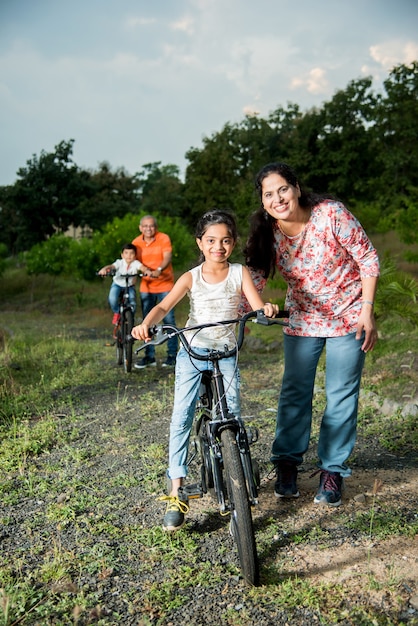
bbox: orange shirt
[132,231,175,293]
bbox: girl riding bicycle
[131,210,278,532]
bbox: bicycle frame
[136,308,289,507]
[193,359,259,511]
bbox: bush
[93,212,196,271]
[0,243,8,277]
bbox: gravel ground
[2,338,418,625]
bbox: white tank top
[185,263,243,349]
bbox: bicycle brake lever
[254,310,270,325]
[148,325,169,345]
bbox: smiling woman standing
[244,162,380,507]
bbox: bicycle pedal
[178,483,203,501]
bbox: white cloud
[243,105,260,116]
[290,67,329,95]
[1,0,417,186]
[124,16,156,29]
[219,36,298,95]
[170,16,195,35]
[369,40,418,70]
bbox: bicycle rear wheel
[221,428,259,586]
[122,309,134,373]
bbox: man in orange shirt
[132,215,178,368]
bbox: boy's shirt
[112,259,142,288]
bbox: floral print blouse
[249,200,380,337]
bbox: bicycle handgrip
[146,325,169,345]
[254,309,289,325]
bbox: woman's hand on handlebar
[262,303,279,318]
[131,322,152,342]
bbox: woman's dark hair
[244,162,331,278]
[195,209,238,263]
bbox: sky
[1,0,418,187]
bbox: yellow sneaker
[158,495,189,532]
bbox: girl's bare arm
[131,272,192,341]
[242,267,279,317]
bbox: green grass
[0,267,417,625]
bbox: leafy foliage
[24,212,196,280]
[375,256,418,324]
[0,243,8,277]
[92,212,196,272]
[1,61,418,272]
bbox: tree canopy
[1,61,417,260]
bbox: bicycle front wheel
[221,428,259,586]
[122,309,134,373]
[115,327,123,366]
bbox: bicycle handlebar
[135,309,289,362]
[96,270,142,278]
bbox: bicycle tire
[122,309,134,373]
[115,327,123,366]
[221,428,259,586]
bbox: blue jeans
[168,347,241,480]
[271,332,366,477]
[108,284,137,314]
[140,292,178,358]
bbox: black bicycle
[135,308,289,585]
[98,271,139,373]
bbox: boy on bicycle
[98,243,142,330]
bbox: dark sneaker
[159,495,189,532]
[313,470,343,506]
[134,357,157,369]
[162,356,176,368]
[274,460,299,498]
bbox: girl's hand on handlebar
[131,323,151,342]
[263,303,279,318]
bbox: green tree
[376,62,418,194]
[0,243,7,276]
[0,184,21,254]
[373,62,418,241]
[183,110,297,231]
[77,161,141,231]
[136,162,184,218]
[4,140,90,252]
[308,77,378,201]
[25,234,73,276]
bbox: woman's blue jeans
[168,347,240,480]
[271,332,366,477]
[108,284,137,314]
[140,292,178,358]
